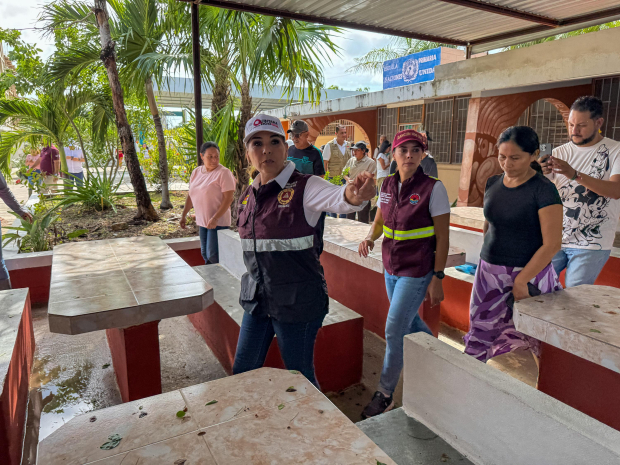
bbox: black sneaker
[362,391,394,419]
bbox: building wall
[437,164,461,203]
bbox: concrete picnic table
[320,218,466,337]
[514,284,620,431]
[48,236,214,402]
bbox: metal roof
[185,0,620,53]
[153,77,363,110]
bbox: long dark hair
[497,126,542,173]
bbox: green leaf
[278,404,285,410]
[176,410,186,418]
[100,433,122,450]
[377,461,387,465]
[67,228,89,238]
[102,363,110,369]
[593,304,601,308]
[286,386,297,392]
[205,400,218,406]
[590,329,602,333]
[289,370,300,374]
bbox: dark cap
[352,141,368,152]
[287,120,309,134]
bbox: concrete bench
[190,264,364,393]
[440,266,475,333]
[0,288,35,465]
[38,367,395,465]
[401,333,620,464]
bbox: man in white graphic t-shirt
[541,96,620,287]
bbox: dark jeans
[346,202,371,224]
[327,212,347,219]
[199,226,228,264]
[233,311,325,389]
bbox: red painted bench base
[188,302,364,393]
[0,291,35,465]
[320,251,440,338]
[105,321,162,402]
[538,342,620,431]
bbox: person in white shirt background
[540,96,620,287]
[373,134,387,161]
[64,143,85,188]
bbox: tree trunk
[93,0,158,221]
[145,77,172,210]
[210,55,230,120]
[230,77,252,225]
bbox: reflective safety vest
[381,167,438,277]
[327,140,350,177]
[237,170,328,323]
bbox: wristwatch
[433,270,445,280]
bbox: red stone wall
[458,84,592,206]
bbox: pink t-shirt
[189,164,236,228]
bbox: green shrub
[2,207,60,253]
[55,169,133,212]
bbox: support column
[191,2,203,165]
[106,321,162,402]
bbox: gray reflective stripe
[241,235,314,252]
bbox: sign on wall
[383,47,442,90]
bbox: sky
[1,0,392,92]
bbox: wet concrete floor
[24,308,536,464]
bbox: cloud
[0,0,55,59]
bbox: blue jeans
[68,171,84,188]
[326,212,347,219]
[233,312,325,389]
[552,248,611,287]
[199,226,228,264]
[0,224,10,284]
[379,270,433,396]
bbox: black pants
[346,202,371,224]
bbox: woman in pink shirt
[180,142,236,264]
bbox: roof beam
[435,0,560,27]
[180,0,468,46]
[470,5,620,46]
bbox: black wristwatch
[433,270,445,280]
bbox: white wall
[403,333,620,465]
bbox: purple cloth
[40,146,59,175]
[463,259,562,362]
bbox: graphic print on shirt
[559,144,611,249]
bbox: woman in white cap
[233,114,376,388]
[358,128,451,418]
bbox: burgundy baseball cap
[392,129,427,151]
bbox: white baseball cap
[243,114,286,144]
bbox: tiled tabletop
[450,206,485,230]
[323,217,466,273]
[48,237,213,335]
[514,285,620,373]
[38,367,396,465]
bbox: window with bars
[318,119,355,141]
[377,97,470,164]
[377,107,398,147]
[515,99,569,146]
[399,105,423,124]
[426,99,454,164]
[595,77,620,140]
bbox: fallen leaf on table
[205,400,218,406]
[593,304,601,308]
[138,406,143,410]
[89,416,96,423]
[289,370,300,374]
[174,459,187,465]
[102,364,110,369]
[139,412,147,418]
[377,461,387,465]
[176,411,186,418]
[183,407,188,412]
[605,311,618,315]
[286,386,297,392]
[278,404,285,410]
[100,434,122,450]
[590,329,602,333]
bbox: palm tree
[505,21,620,50]
[197,9,340,206]
[41,0,188,209]
[347,38,456,75]
[0,90,109,176]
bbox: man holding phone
[540,96,620,287]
